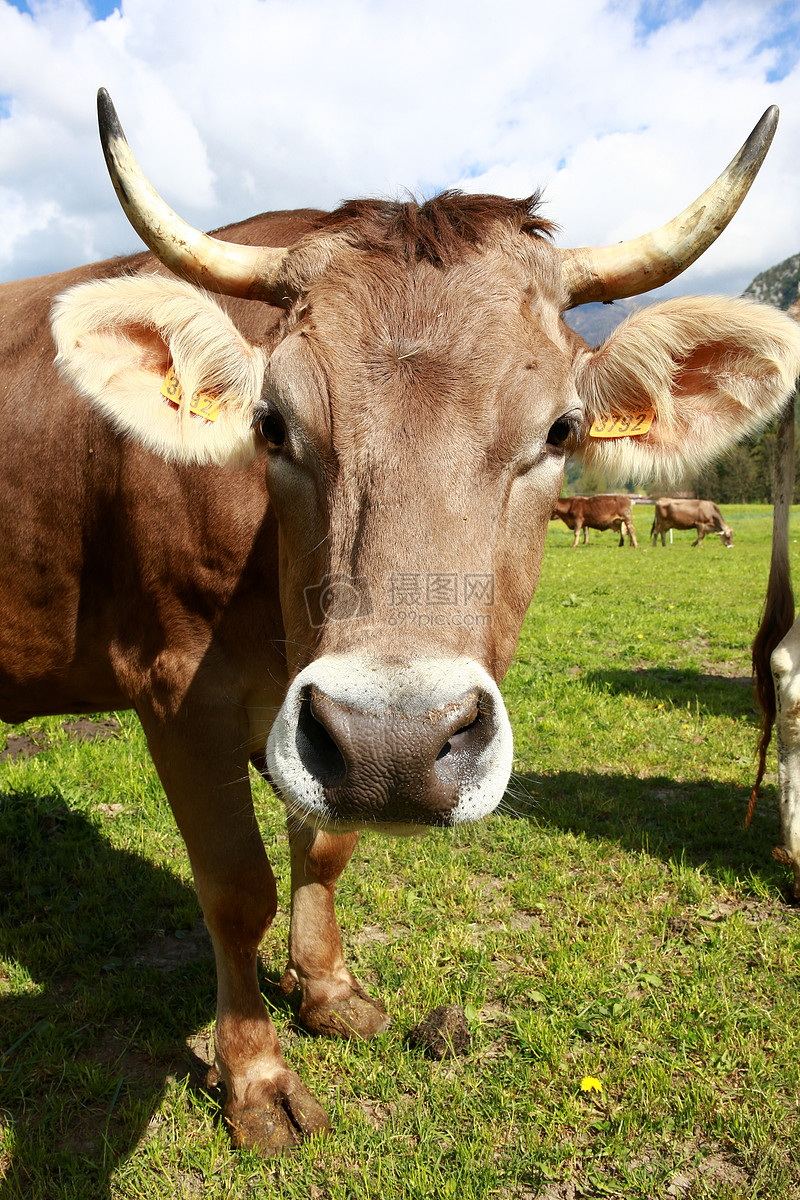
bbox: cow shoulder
[572,296,800,481]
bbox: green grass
[1,503,800,1198]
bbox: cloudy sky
[0,0,798,299]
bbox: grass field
[2,503,800,1199]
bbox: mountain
[562,296,650,347]
[742,251,800,311]
[563,251,800,349]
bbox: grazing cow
[3,90,800,1155]
[650,498,734,547]
[751,294,800,899]
[551,494,638,547]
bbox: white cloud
[0,0,798,296]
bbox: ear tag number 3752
[589,410,654,439]
[161,365,221,423]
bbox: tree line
[565,389,800,504]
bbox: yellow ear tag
[161,363,182,407]
[161,365,221,422]
[589,410,654,439]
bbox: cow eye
[546,415,580,451]
[255,403,286,449]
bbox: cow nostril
[436,713,482,760]
[295,687,347,787]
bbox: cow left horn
[559,107,778,308]
[97,89,290,301]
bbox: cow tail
[749,395,796,825]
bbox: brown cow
[751,294,800,898]
[3,91,800,1155]
[551,494,638,547]
[650,498,734,547]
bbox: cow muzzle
[266,655,513,832]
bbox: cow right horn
[97,89,290,301]
[559,106,779,308]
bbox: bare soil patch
[0,731,47,762]
[0,717,121,762]
[135,918,213,971]
[61,716,121,742]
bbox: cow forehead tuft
[305,191,556,268]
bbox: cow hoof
[225,1081,330,1157]
[299,986,391,1040]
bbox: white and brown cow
[650,497,734,547]
[551,494,638,547]
[3,90,800,1154]
[751,294,800,899]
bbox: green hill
[743,251,800,311]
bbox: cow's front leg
[571,526,581,548]
[282,824,390,1039]
[141,715,330,1155]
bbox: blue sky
[0,0,798,296]
[634,0,706,36]
[632,0,800,80]
[755,1,800,82]
[6,0,119,15]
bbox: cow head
[718,524,735,548]
[51,93,800,833]
[551,498,573,521]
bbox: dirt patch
[356,923,393,944]
[95,802,126,818]
[700,661,753,686]
[509,910,542,931]
[407,1004,470,1059]
[469,872,511,897]
[534,1184,575,1200]
[667,1150,749,1195]
[629,661,751,690]
[357,1098,397,1129]
[185,1027,215,1075]
[354,922,409,946]
[86,1025,174,1085]
[184,1030,224,1094]
[185,1030,214,1070]
[650,787,691,806]
[135,919,213,972]
[0,717,121,763]
[695,895,789,925]
[668,895,792,943]
[62,717,121,742]
[0,731,47,762]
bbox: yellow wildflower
[580,1076,603,1094]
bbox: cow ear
[573,296,800,482]
[52,274,265,466]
